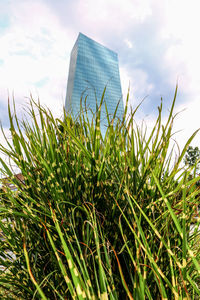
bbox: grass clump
[0,86,200,299]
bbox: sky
[1,0,200,158]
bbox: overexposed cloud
[173,97,200,151]
[161,0,200,95]
[124,39,133,49]
[0,0,74,125]
[78,0,152,28]
[157,0,200,150]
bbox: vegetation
[0,86,200,299]
[184,146,200,169]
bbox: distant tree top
[184,146,200,168]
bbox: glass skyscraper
[65,33,124,132]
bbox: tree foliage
[184,146,200,169]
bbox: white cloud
[160,0,200,96]
[0,0,200,155]
[0,0,74,121]
[124,39,133,49]
[0,0,155,125]
[173,98,200,152]
[120,66,154,101]
[155,0,200,149]
[76,0,153,40]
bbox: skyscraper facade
[65,33,124,132]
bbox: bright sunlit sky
[1,0,200,152]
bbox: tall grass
[0,86,200,299]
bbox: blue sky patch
[35,77,49,88]
[0,15,10,33]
